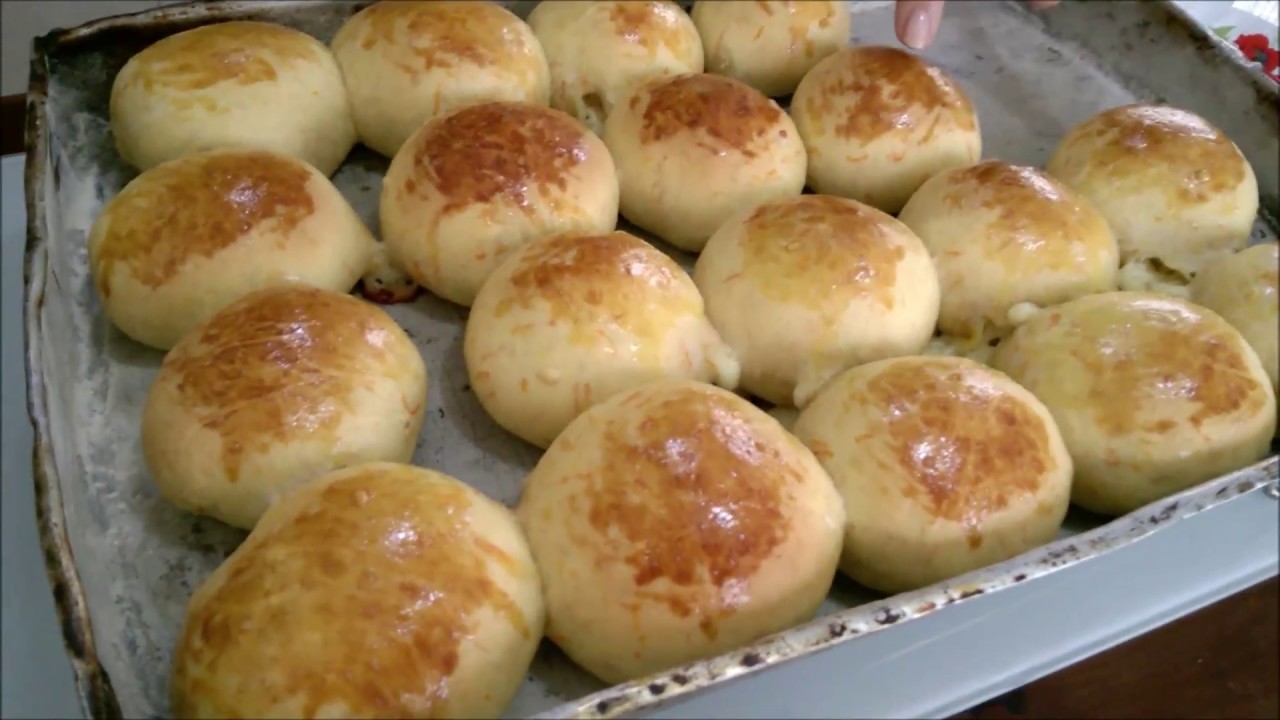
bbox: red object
[1233,33,1279,82]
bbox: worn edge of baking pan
[22,27,123,720]
[19,2,1280,719]
[541,457,1280,720]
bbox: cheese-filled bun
[331,1,551,158]
[1190,242,1280,393]
[382,102,619,307]
[603,72,806,252]
[528,0,704,137]
[110,21,355,176]
[897,161,1119,343]
[171,462,543,719]
[88,148,376,350]
[142,286,428,530]
[791,46,981,214]
[517,380,844,684]
[991,292,1275,516]
[694,195,939,408]
[465,231,740,449]
[691,0,852,98]
[1046,105,1258,275]
[794,356,1072,594]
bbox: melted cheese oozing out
[1117,257,1194,299]
[923,303,1042,367]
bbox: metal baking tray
[23,1,1280,718]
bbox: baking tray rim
[20,1,1280,719]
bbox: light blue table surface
[2,155,81,719]
[3,0,1279,705]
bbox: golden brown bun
[791,46,981,214]
[529,0,704,136]
[1189,242,1279,393]
[381,102,619,307]
[793,356,1074,594]
[897,160,1119,342]
[88,148,376,350]
[604,72,806,251]
[142,286,428,530]
[171,462,544,719]
[465,231,740,449]
[110,21,356,176]
[331,1,550,158]
[691,0,851,97]
[694,194,939,408]
[1046,105,1258,271]
[991,291,1275,516]
[517,380,844,684]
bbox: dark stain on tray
[1149,501,1180,525]
[647,681,666,696]
[874,607,903,625]
[671,672,691,686]
[741,651,764,668]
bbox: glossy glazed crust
[141,286,428,530]
[1046,104,1259,268]
[381,101,619,307]
[529,0,704,136]
[517,380,843,685]
[110,21,356,175]
[603,72,806,251]
[694,194,939,408]
[87,148,377,350]
[171,462,545,719]
[897,160,1119,340]
[791,45,981,214]
[1190,242,1280,392]
[331,0,550,158]
[992,292,1276,515]
[465,231,739,449]
[691,0,851,97]
[793,355,1074,594]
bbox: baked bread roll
[1046,104,1258,277]
[382,102,619,307]
[790,46,981,214]
[528,0,704,137]
[331,0,551,158]
[694,195,939,408]
[603,72,806,252]
[691,0,852,98]
[465,231,740,449]
[991,291,1276,516]
[1189,242,1279,393]
[517,380,843,684]
[110,21,355,176]
[794,356,1072,593]
[171,462,543,719]
[88,148,376,350]
[142,286,427,530]
[897,161,1119,345]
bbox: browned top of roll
[737,195,909,311]
[121,21,324,93]
[608,1,701,55]
[173,464,529,717]
[860,358,1054,528]
[159,286,408,482]
[1053,104,1245,205]
[800,46,975,142]
[338,0,537,76]
[92,149,316,298]
[636,73,787,153]
[404,102,592,214]
[583,384,801,606]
